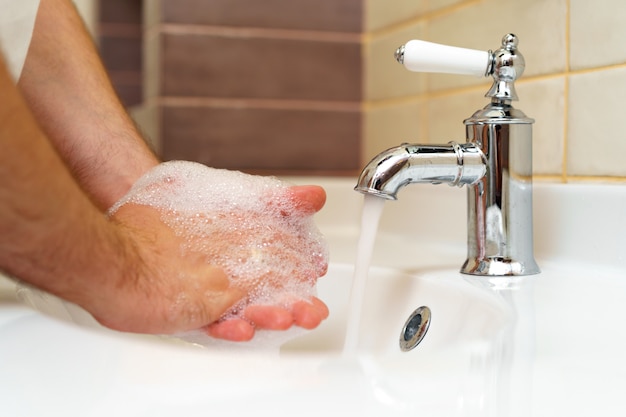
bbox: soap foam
[108,161,329,348]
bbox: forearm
[0,56,133,310]
[18,0,158,209]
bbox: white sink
[0,179,625,416]
[0,264,509,417]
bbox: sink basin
[0,263,509,417]
[283,264,508,355]
[0,179,624,416]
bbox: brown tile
[159,33,362,101]
[112,82,142,107]
[108,71,143,107]
[98,0,142,25]
[156,0,363,33]
[98,22,142,38]
[99,35,142,72]
[160,104,361,172]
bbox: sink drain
[399,306,431,352]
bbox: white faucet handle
[395,40,490,78]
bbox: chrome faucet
[355,34,540,277]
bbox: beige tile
[426,0,468,12]
[426,90,486,142]
[426,76,565,176]
[516,77,566,176]
[130,103,160,152]
[568,67,626,177]
[74,0,98,35]
[428,0,567,92]
[142,30,161,101]
[570,1,626,70]
[143,0,161,29]
[364,100,426,163]
[365,22,427,101]
[365,0,427,32]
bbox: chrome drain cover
[399,306,431,352]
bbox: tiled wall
[137,0,363,175]
[364,0,626,183]
[97,0,143,107]
[95,0,626,181]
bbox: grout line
[364,93,428,110]
[366,0,481,41]
[362,58,626,114]
[532,174,626,184]
[423,8,431,140]
[561,0,571,184]
[533,174,626,184]
[150,96,361,112]
[561,175,626,184]
[361,1,626,184]
[560,75,570,183]
[365,82,487,109]
[519,61,626,83]
[360,31,368,166]
[467,172,626,184]
[533,175,566,183]
[146,23,361,43]
[366,62,626,111]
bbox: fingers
[285,185,326,215]
[205,306,295,342]
[292,297,329,329]
[206,297,329,341]
[244,305,293,330]
[245,297,328,331]
[207,319,255,342]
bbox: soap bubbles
[108,161,329,347]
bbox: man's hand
[102,183,329,341]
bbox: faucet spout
[355,142,485,200]
[355,33,540,277]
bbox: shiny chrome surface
[355,142,485,199]
[356,34,539,277]
[394,44,405,64]
[461,102,539,275]
[485,34,525,102]
[399,306,432,352]
[395,33,525,101]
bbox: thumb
[172,265,244,333]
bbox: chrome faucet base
[461,257,540,276]
[460,101,540,277]
[355,34,540,278]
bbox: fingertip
[244,305,293,330]
[287,185,326,215]
[311,297,330,320]
[292,299,328,330]
[207,319,255,342]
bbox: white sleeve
[0,0,41,81]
